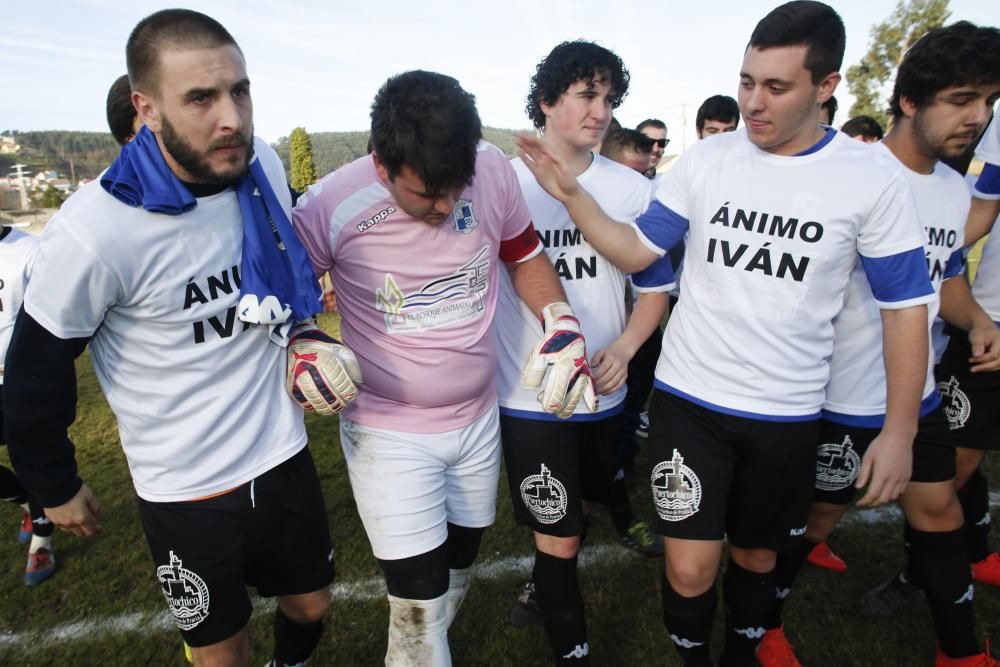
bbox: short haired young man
[106,73,141,146]
[695,94,740,139]
[840,114,884,143]
[759,21,1000,667]
[516,2,935,664]
[636,118,669,178]
[4,10,335,666]
[600,127,655,173]
[292,70,593,666]
[496,41,673,664]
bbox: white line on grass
[1,498,996,652]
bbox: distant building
[0,187,20,210]
[0,136,20,154]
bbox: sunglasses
[652,138,669,148]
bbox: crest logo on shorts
[156,551,210,631]
[651,450,702,522]
[815,435,862,491]
[937,376,971,430]
[453,199,478,234]
[520,464,568,524]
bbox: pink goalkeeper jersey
[292,143,537,433]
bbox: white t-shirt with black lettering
[0,228,39,383]
[24,139,306,502]
[635,129,933,419]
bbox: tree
[37,184,67,209]
[846,0,950,129]
[289,127,317,192]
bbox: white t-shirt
[824,142,967,424]
[496,154,674,419]
[635,129,933,419]
[24,138,307,502]
[0,228,39,383]
[972,116,1000,321]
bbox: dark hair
[820,95,838,125]
[106,74,137,146]
[126,9,241,93]
[600,128,654,160]
[636,118,666,133]
[370,70,482,193]
[526,41,630,130]
[840,115,884,140]
[748,1,845,84]
[608,116,623,132]
[696,95,740,131]
[890,21,1000,119]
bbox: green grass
[0,313,998,665]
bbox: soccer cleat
[971,553,1000,587]
[24,547,56,587]
[859,572,924,618]
[635,411,650,439]
[509,580,541,627]
[934,646,996,666]
[621,520,665,558]
[807,541,847,573]
[757,626,803,667]
[17,511,32,544]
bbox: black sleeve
[3,308,89,507]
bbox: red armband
[500,222,541,263]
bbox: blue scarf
[101,126,321,341]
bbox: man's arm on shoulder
[4,309,102,535]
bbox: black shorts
[500,413,620,537]
[814,405,956,505]
[647,390,818,551]
[936,334,1000,451]
[137,446,334,647]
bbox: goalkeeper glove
[285,322,362,416]
[521,302,598,419]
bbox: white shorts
[339,404,501,560]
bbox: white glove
[285,322,363,416]
[521,302,599,419]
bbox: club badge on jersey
[285,321,363,416]
[521,302,598,419]
[453,199,478,234]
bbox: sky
[2,0,998,151]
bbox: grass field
[0,313,998,666]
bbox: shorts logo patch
[520,464,568,524]
[815,435,861,491]
[453,199,477,234]
[156,551,210,631]
[938,376,971,430]
[651,449,702,522]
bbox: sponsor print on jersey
[520,464,568,525]
[375,246,490,334]
[156,551,210,631]
[651,450,702,522]
[938,376,971,430]
[453,199,478,234]
[815,435,862,491]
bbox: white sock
[445,568,471,628]
[385,593,451,667]
[29,534,52,553]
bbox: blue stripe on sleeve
[635,200,690,254]
[860,247,934,304]
[976,163,1000,196]
[943,248,965,280]
[632,253,675,290]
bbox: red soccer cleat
[17,511,32,544]
[757,626,803,667]
[971,553,1000,587]
[807,541,847,573]
[934,646,995,667]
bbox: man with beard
[3,10,335,666]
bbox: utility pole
[10,164,29,209]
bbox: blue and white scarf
[101,126,320,344]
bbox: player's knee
[190,630,249,667]
[379,542,450,600]
[665,557,716,595]
[903,484,963,531]
[535,532,580,559]
[729,546,776,574]
[278,588,331,624]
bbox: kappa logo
[955,584,974,605]
[815,435,861,491]
[520,464,568,525]
[453,199,478,234]
[562,643,589,659]
[938,376,971,430]
[734,626,766,640]
[651,450,702,522]
[789,526,806,537]
[975,512,992,527]
[776,587,792,600]
[156,551,210,631]
[670,635,705,649]
[357,205,396,233]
